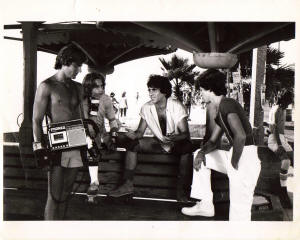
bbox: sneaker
[109,181,134,197]
[181,201,215,217]
[87,182,99,195]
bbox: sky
[1,36,295,132]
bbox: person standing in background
[110,92,120,118]
[268,90,293,208]
[119,91,128,122]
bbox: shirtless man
[32,44,87,220]
[109,74,194,201]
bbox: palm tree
[238,46,294,104]
[159,54,199,102]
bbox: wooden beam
[249,46,267,145]
[4,24,22,29]
[18,22,38,187]
[208,22,218,52]
[135,22,203,52]
[39,23,97,31]
[4,36,23,41]
[228,23,291,53]
[106,43,143,66]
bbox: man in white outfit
[109,74,194,201]
[181,69,261,221]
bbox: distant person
[110,92,119,116]
[231,86,239,101]
[181,69,261,221]
[32,44,87,220]
[268,90,293,208]
[183,91,192,118]
[119,91,128,119]
[269,92,275,107]
[108,74,194,201]
[82,73,121,195]
[136,92,139,103]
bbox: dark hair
[122,92,126,97]
[82,72,105,98]
[278,90,293,109]
[196,69,227,96]
[110,92,115,97]
[147,74,172,98]
[54,44,87,69]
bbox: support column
[18,22,38,186]
[249,46,267,145]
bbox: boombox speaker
[47,119,87,151]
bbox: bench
[3,132,284,220]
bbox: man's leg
[44,166,64,220]
[181,149,230,217]
[44,166,79,220]
[109,137,163,197]
[59,167,79,219]
[177,153,193,201]
[173,140,194,201]
[269,134,293,208]
[108,150,137,197]
[87,136,101,194]
[228,146,261,221]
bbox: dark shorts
[116,135,194,155]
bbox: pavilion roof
[4,21,295,69]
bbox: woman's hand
[194,151,206,171]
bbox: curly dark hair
[54,44,87,69]
[147,74,172,98]
[82,72,105,98]
[196,69,227,96]
[278,90,293,109]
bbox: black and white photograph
[1,0,299,239]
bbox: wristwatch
[32,142,43,151]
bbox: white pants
[191,146,261,221]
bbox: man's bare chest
[51,85,79,107]
[156,108,167,121]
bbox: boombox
[47,119,87,151]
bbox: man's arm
[81,98,90,120]
[32,82,50,144]
[227,113,246,169]
[164,117,190,142]
[104,96,120,133]
[125,117,147,140]
[201,124,223,153]
[77,84,86,118]
[274,109,284,145]
[273,108,286,155]
[193,124,223,171]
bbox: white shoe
[181,201,215,217]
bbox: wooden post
[249,46,267,145]
[18,22,38,186]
